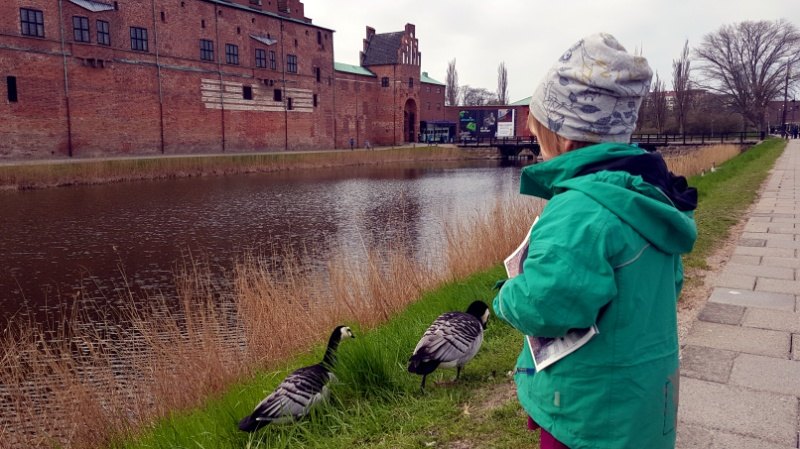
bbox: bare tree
[497,62,508,105]
[460,86,496,106]
[650,73,669,133]
[672,40,692,134]
[695,19,800,131]
[446,59,459,106]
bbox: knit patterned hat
[529,33,653,143]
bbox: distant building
[0,0,444,159]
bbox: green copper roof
[420,71,445,86]
[334,62,376,77]
[509,96,532,106]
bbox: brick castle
[0,0,448,159]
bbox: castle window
[20,8,44,38]
[97,20,110,46]
[130,27,148,52]
[255,49,267,68]
[381,77,389,87]
[315,66,321,82]
[408,77,414,88]
[313,94,318,107]
[269,50,276,70]
[7,76,18,103]
[200,39,214,61]
[225,44,239,65]
[273,88,282,102]
[73,16,90,43]
[317,31,322,45]
[243,86,253,100]
[287,97,293,110]
[286,54,297,73]
[201,19,205,29]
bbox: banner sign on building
[459,109,515,140]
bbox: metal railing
[630,131,764,146]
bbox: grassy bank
[114,268,532,449]
[101,141,786,449]
[1,140,779,449]
[0,146,470,190]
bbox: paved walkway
[678,138,800,449]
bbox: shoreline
[0,145,505,191]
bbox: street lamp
[780,57,791,138]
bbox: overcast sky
[302,0,799,103]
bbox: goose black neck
[321,329,342,369]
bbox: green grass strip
[111,139,787,449]
[112,267,533,449]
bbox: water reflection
[0,159,530,325]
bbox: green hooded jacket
[493,143,697,449]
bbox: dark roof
[362,32,404,66]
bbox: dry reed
[662,144,742,177]
[0,192,542,449]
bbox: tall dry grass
[0,192,543,449]
[662,144,742,177]
[0,147,468,191]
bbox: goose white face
[481,309,490,325]
[340,326,355,339]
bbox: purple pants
[528,417,570,449]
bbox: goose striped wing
[412,312,484,365]
[249,364,332,424]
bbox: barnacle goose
[237,325,355,432]
[407,300,489,390]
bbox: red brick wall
[333,70,378,149]
[419,81,446,123]
[0,0,336,159]
[1,3,452,159]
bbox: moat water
[0,159,530,327]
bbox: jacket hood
[520,143,697,254]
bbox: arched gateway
[403,98,417,144]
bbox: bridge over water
[457,131,765,158]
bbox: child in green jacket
[493,33,697,449]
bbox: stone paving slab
[768,239,800,249]
[757,278,800,297]
[698,302,746,325]
[742,308,800,333]
[678,377,798,447]
[676,424,715,449]
[741,231,795,241]
[730,254,761,265]
[745,222,770,232]
[709,287,795,311]
[739,238,767,247]
[763,256,800,269]
[729,354,800,396]
[680,345,736,383]
[794,335,800,361]
[716,272,756,290]
[725,263,795,280]
[710,432,797,449]
[735,246,795,257]
[685,321,790,357]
